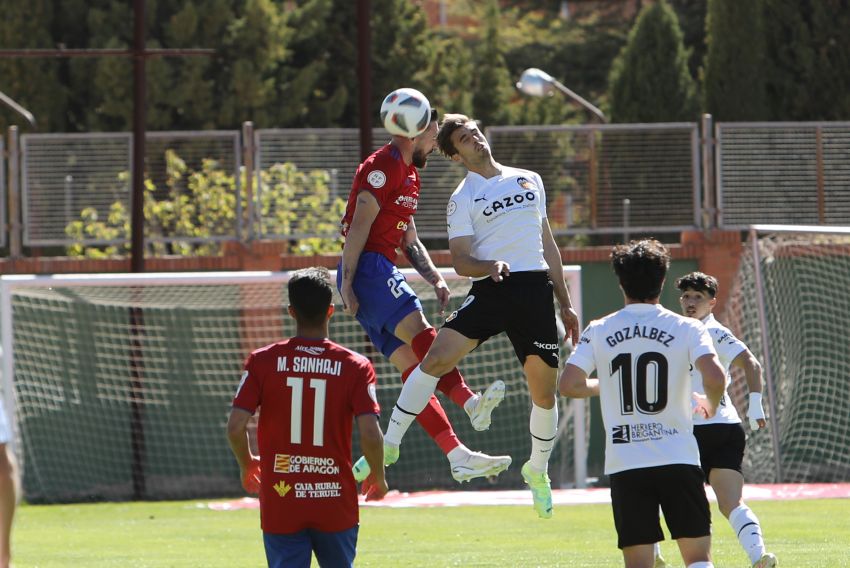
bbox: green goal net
[1,268,585,503]
[724,226,850,483]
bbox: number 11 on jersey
[286,377,327,446]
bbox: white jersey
[692,313,746,425]
[446,165,549,279]
[567,303,717,475]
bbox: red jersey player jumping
[338,89,510,483]
[227,267,387,568]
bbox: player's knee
[420,348,457,378]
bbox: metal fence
[487,123,701,235]
[20,131,241,247]
[254,128,467,239]
[716,122,850,229]
[10,120,850,250]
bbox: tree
[608,0,698,123]
[762,0,815,120]
[703,0,768,121]
[470,0,514,126]
[0,0,67,132]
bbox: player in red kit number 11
[227,267,386,568]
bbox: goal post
[0,267,584,502]
[725,225,850,483]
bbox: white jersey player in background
[381,113,581,519]
[652,272,775,568]
[560,239,726,568]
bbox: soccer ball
[380,88,432,138]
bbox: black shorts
[609,464,710,549]
[693,422,746,477]
[441,271,559,368]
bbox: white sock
[463,394,480,416]
[528,403,557,472]
[687,563,713,568]
[384,365,440,446]
[446,444,471,464]
[728,504,765,563]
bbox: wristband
[748,392,766,429]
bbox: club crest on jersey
[446,200,457,216]
[367,170,387,188]
[517,177,537,190]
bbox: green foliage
[64,152,345,257]
[0,0,66,132]
[256,163,345,255]
[703,0,768,121]
[608,0,699,123]
[763,0,850,120]
[470,0,514,126]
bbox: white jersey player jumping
[560,239,726,568]
[381,113,581,519]
[653,272,775,568]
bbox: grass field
[14,497,850,567]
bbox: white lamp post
[516,67,606,123]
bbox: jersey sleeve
[358,154,401,208]
[535,172,548,219]
[232,354,261,414]
[566,323,597,375]
[710,326,747,370]
[689,323,718,365]
[351,358,381,417]
[446,182,474,239]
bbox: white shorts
[0,403,11,444]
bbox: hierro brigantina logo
[612,425,631,444]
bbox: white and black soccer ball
[380,88,431,138]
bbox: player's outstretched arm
[402,218,450,314]
[695,353,725,418]
[558,363,599,399]
[732,348,767,429]
[541,218,579,345]
[356,414,388,501]
[340,191,381,315]
[226,408,260,494]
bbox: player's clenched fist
[241,459,261,494]
[361,474,389,502]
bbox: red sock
[410,328,475,408]
[401,365,460,454]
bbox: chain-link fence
[487,123,701,235]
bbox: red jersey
[232,337,380,534]
[340,143,420,262]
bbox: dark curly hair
[675,271,718,298]
[611,239,670,301]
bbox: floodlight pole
[516,68,607,123]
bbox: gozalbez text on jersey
[605,325,675,348]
